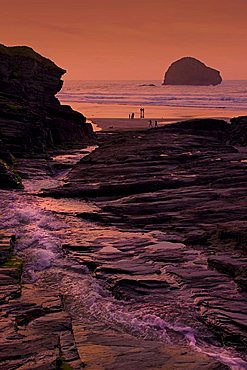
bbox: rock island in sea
[163,56,222,85]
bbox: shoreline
[89,117,176,132]
[60,100,246,132]
[88,115,238,133]
[60,101,247,122]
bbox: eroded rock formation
[43,117,247,352]
[0,44,94,188]
[163,57,222,85]
[1,117,246,368]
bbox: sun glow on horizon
[1,0,246,80]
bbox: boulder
[163,57,222,86]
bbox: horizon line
[63,78,247,82]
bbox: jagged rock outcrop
[163,57,222,86]
[0,44,94,188]
[228,116,247,146]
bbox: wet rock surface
[0,233,83,370]
[43,118,247,357]
[163,57,222,85]
[1,118,247,369]
[73,322,229,370]
[0,231,229,370]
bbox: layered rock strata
[44,117,247,351]
[0,232,83,370]
[0,231,230,369]
[0,44,94,188]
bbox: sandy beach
[89,114,243,132]
[62,101,246,132]
[89,118,174,131]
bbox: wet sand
[90,118,172,131]
[60,100,247,133]
[61,100,247,124]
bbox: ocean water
[58,80,247,119]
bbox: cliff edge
[0,44,94,188]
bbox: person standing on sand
[131,112,135,119]
[140,108,145,118]
[155,120,158,127]
[149,120,152,127]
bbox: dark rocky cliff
[0,44,94,188]
[163,57,222,86]
[228,116,247,146]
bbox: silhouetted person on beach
[149,120,152,127]
[140,108,145,118]
[131,112,135,119]
[155,120,158,127]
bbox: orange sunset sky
[1,0,246,80]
